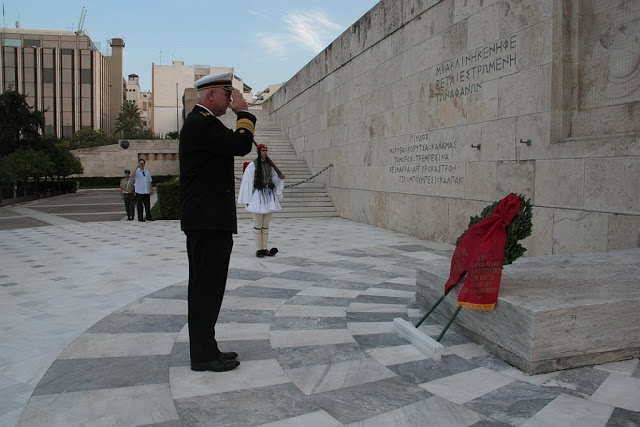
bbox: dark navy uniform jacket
[179,105,255,234]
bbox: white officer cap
[194,71,233,91]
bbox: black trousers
[186,230,233,362]
[124,193,135,218]
[136,193,152,220]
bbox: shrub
[156,177,180,219]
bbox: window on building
[3,38,21,47]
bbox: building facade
[151,61,252,137]
[125,73,151,130]
[0,28,124,138]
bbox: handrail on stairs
[235,164,333,188]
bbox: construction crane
[75,7,87,35]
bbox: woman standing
[238,144,285,257]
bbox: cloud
[284,10,342,53]
[258,33,289,59]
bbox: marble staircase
[219,107,337,219]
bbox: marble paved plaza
[1,191,639,426]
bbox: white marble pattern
[500,367,560,386]
[420,367,517,404]
[117,297,187,315]
[58,332,178,359]
[270,329,356,348]
[215,322,272,341]
[297,287,362,299]
[221,296,286,311]
[520,394,614,427]
[590,372,640,412]
[274,305,347,318]
[366,344,431,366]
[347,321,396,335]
[350,395,482,427]
[594,359,639,376]
[19,384,179,426]
[169,359,290,399]
[257,410,343,426]
[443,342,489,359]
[347,303,408,313]
[360,288,416,298]
[254,277,316,291]
[285,358,396,395]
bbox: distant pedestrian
[238,143,285,257]
[120,169,135,220]
[133,158,154,222]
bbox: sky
[3,0,380,93]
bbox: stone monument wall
[72,140,179,177]
[264,0,640,256]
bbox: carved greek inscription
[432,35,518,102]
[388,132,463,187]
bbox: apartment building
[0,28,124,138]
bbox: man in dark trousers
[179,71,255,372]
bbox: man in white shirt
[133,158,154,222]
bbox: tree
[166,131,180,139]
[114,101,144,138]
[0,149,51,197]
[0,91,45,156]
[68,128,117,150]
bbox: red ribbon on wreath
[444,193,521,310]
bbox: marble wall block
[499,0,540,36]
[584,157,640,214]
[519,20,553,71]
[496,160,535,198]
[529,206,554,256]
[534,159,584,208]
[467,3,500,50]
[608,213,640,250]
[552,209,609,254]
[480,117,517,161]
[464,161,498,200]
[467,78,499,123]
[498,68,539,119]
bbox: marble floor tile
[420,367,517,405]
[169,359,290,399]
[465,380,561,425]
[274,343,369,370]
[85,313,188,334]
[254,277,317,291]
[443,342,490,360]
[215,322,271,341]
[275,304,347,318]
[285,358,397,395]
[311,376,432,424]
[297,286,362,299]
[353,332,410,349]
[227,285,302,299]
[388,354,476,384]
[222,295,287,311]
[348,302,408,313]
[520,394,614,427]
[351,395,483,427]
[117,297,187,315]
[270,329,356,348]
[257,409,343,426]
[58,332,177,358]
[360,287,416,298]
[347,321,396,335]
[34,355,169,395]
[594,358,639,376]
[271,316,347,331]
[20,384,179,427]
[367,344,431,366]
[590,372,640,412]
[175,382,319,427]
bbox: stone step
[224,107,336,219]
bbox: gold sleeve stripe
[236,118,255,135]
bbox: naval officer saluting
[179,71,255,372]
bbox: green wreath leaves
[456,194,533,265]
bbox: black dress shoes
[191,358,240,372]
[220,351,238,360]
